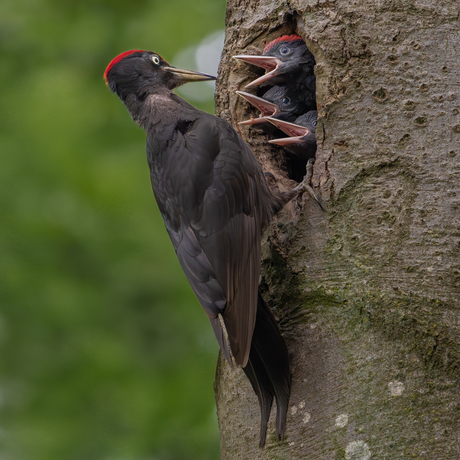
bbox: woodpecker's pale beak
[236,91,280,125]
[164,66,216,84]
[233,55,282,87]
[265,117,311,145]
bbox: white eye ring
[152,55,160,65]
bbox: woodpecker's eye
[279,47,290,55]
[282,97,291,105]
[151,55,160,65]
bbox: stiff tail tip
[242,292,291,447]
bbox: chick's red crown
[263,35,303,54]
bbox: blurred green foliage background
[0,0,226,458]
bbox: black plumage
[104,50,316,446]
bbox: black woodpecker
[104,50,318,446]
[266,110,318,160]
[236,85,309,126]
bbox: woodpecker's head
[234,35,315,87]
[236,85,306,125]
[295,111,318,132]
[263,85,305,114]
[267,110,318,146]
[104,50,216,102]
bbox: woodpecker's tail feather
[242,292,291,447]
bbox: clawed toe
[294,159,324,210]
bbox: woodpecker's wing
[148,114,272,367]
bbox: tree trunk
[214,1,460,458]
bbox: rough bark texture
[214,1,460,458]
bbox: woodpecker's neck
[123,89,195,131]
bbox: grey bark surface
[214,0,460,458]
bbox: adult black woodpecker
[236,85,309,126]
[234,35,316,110]
[266,110,318,160]
[104,50,317,446]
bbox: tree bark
[214,0,460,458]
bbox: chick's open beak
[233,55,282,87]
[265,117,311,145]
[236,91,280,125]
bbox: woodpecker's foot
[294,159,324,210]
